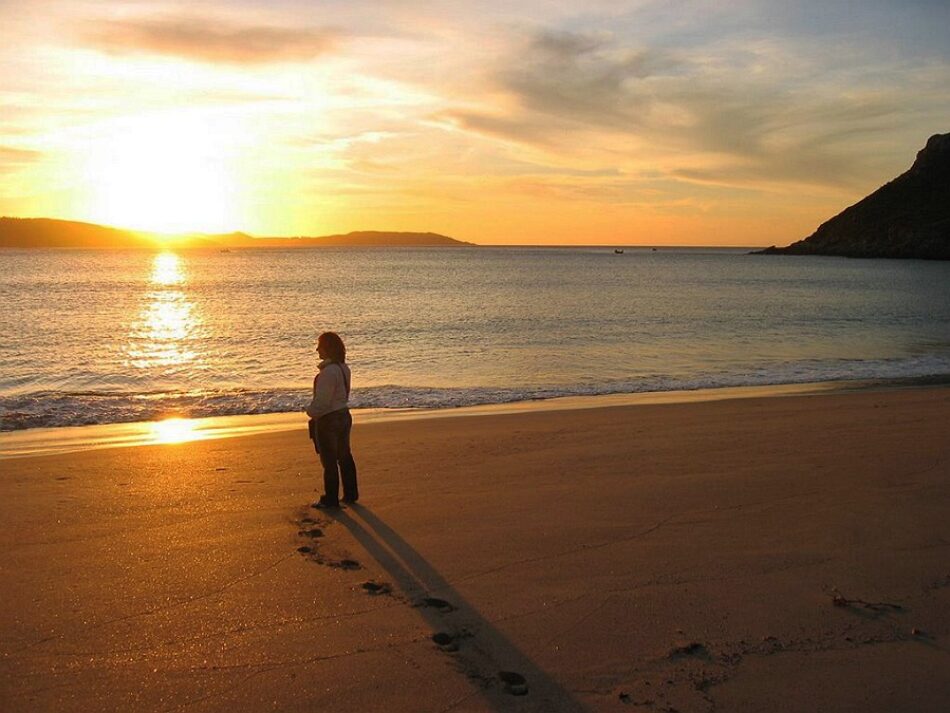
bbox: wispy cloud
[448,28,950,190]
[500,31,673,129]
[84,16,342,64]
[0,146,41,179]
[0,146,41,163]
[439,110,562,149]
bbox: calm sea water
[2,247,949,431]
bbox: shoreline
[2,376,946,459]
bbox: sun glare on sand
[80,112,241,234]
[150,417,201,445]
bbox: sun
[80,111,242,234]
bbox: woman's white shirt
[307,360,351,419]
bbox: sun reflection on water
[128,252,204,369]
[148,292,194,338]
[152,252,184,285]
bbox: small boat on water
[614,248,624,254]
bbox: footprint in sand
[421,597,455,613]
[498,671,528,696]
[297,546,313,554]
[298,528,324,538]
[431,632,459,652]
[668,642,708,659]
[361,581,392,596]
[333,559,361,570]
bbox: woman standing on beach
[306,332,358,509]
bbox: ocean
[2,246,949,432]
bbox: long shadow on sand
[333,504,587,712]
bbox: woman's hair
[318,331,347,362]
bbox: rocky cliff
[755,132,950,259]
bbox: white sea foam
[3,353,949,431]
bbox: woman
[306,331,358,508]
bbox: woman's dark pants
[315,409,358,505]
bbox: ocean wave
[2,354,949,432]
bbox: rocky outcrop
[754,133,950,260]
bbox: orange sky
[1,1,948,245]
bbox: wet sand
[1,386,949,712]
[0,380,862,459]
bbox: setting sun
[77,112,242,234]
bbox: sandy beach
[1,386,949,712]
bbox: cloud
[442,31,950,188]
[0,146,41,163]
[499,30,672,130]
[439,31,688,152]
[0,145,41,175]
[439,110,562,149]
[447,28,950,190]
[84,16,342,64]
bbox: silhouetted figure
[306,332,358,508]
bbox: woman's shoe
[312,497,340,509]
[341,495,359,504]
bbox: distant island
[0,217,473,249]
[753,132,949,260]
